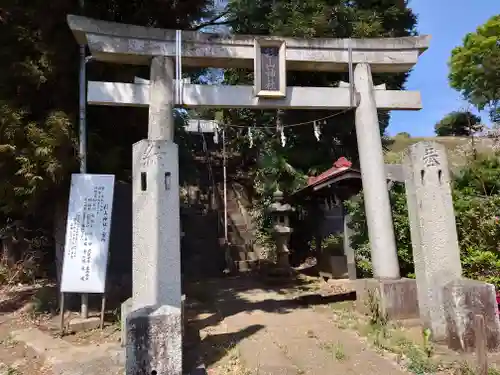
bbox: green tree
[395,132,411,138]
[434,111,482,136]
[0,0,214,268]
[449,15,500,122]
[222,0,418,216]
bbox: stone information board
[60,173,115,293]
[260,46,280,91]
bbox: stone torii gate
[67,14,430,374]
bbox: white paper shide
[60,174,115,293]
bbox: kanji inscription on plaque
[254,39,286,97]
[422,146,440,167]
[260,47,280,91]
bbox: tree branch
[192,10,233,31]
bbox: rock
[443,278,500,352]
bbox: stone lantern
[268,188,295,270]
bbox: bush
[0,252,39,285]
[344,183,414,278]
[345,155,500,287]
[454,192,500,285]
[395,132,411,138]
[308,234,343,255]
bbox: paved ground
[2,275,497,375]
[0,284,124,375]
[184,276,409,375]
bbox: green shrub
[308,234,343,255]
[344,183,414,278]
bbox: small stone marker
[403,141,462,341]
[343,214,356,280]
[443,279,500,352]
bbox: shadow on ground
[184,323,265,371]
[183,273,355,371]
[185,274,355,331]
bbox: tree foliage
[222,0,417,210]
[0,0,214,267]
[346,154,500,287]
[395,132,411,138]
[434,110,482,136]
[449,15,500,122]
[0,2,214,207]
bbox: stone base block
[121,297,133,346]
[347,261,357,281]
[443,279,500,352]
[234,259,259,272]
[318,255,348,280]
[66,316,101,332]
[181,294,186,337]
[356,278,419,320]
[126,305,182,375]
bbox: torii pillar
[354,63,400,280]
[354,65,419,321]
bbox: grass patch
[327,301,359,330]
[0,364,22,375]
[0,252,39,286]
[0,334,18,348]
[453,361,500,375]
[328,292,445,374]
[5,366,22,375]
[216,347,252,375]
[329,301,354,311]
[330,302,500,375]
[319,341,348,361]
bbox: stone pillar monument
[403,141,462,341]
[404,141,500,350]
[343,213,356,280]
[127,56,182,375]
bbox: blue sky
[388,0,500,136]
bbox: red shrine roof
[289,156,362,199]
[306,157,355,188]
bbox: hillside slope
[385,136,496,165]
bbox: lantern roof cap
[269,188,294,212]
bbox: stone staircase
[224,183,260,272]
[181,201,225,280]
[180,145,226,280]
[180,130,261,276]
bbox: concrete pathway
[10,328,124,375]
[187,277,408,375]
